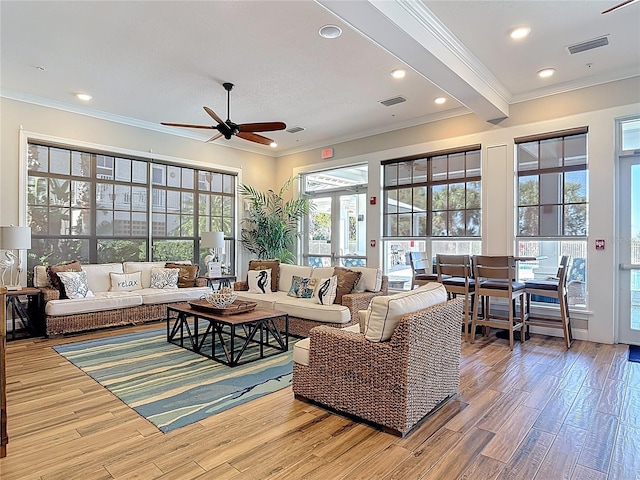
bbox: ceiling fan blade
[161,122,215,130]
[602,0,638,13]
[238,122,287,133]
[206,132,223,143]
[203,106,225,125]
[237,131,273,145]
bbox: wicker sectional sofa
[234,262,388,337]
[34,261,210,336]
[292,284,462,436]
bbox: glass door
[305,192,367,267]
[307,196,332,266]
[618,153,640,345]
[335,193,367,267]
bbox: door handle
[619,263,640,270]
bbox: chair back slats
[436,254,471,279]
[473,255,515,281]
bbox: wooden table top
[168,304,287,326]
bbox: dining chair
[406,252,439,289]
[436,254,475,342]
[471,255,527,350]
[524,255,573,349]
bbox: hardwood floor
[0,324,638,479]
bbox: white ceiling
[1,0,639,157]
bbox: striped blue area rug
[54,327,295,433]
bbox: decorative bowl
[202,287,238,309]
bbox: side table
[200,275,236,290]
[5,287,43,340]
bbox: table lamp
[0,226,32,291]
[201,231,225,276]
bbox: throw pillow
[109,271,143,292]
[332,267,362,304]
[47,260,82,299]
[56,271,94,299]
[150,267,180,289]
[248,259,280,292]
[287,276,317,299]
[248,269,272,294]
[165,263,198,288]
[314,276,338,305]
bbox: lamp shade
[201,231,225,250]
[212,231,225,250]
[1,226,31,250]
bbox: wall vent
[286,126,305,134]
[566,35,609,55]
[380,96,406,107]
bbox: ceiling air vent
[286,126,305,134]
[566,35,609,55]
[380,96,406,107]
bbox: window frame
[26,141,237,276]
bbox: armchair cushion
[364,282,447,342]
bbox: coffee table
[166,304,289,367]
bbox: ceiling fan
[602,0,638,14]
[162,82,286,145]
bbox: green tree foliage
[239,177,312,264]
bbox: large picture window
[26,142,236,276]
[516,128,588,306]
[382,146,481,289]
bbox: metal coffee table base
[167,305,289,367]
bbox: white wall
[279,78,640,345]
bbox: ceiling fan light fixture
[270,142,277,148]
[510,26,531,40]
[391,69,406,79]
[319,25,342,39]
[434,97,447,105]
[537,68,556,78]
[76,93,92,101]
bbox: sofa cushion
[56,271,94,299]
[333,267,362,304]
[109,271,143,292]
[83,263,124,293]
[47,260,82,299]
[248,259,280,292]
[278,264,313,293]
[311,267,335,280]
[364,282,447,342]
[235,292,277,310]
[137,286,210,305]
[314,276,338,305]
[150,267,179,289]
[287,275,317,299]
[45,291,142,316]
[248,269,272,294]
[349,267,383,292]
[123,261,173,288]
[165,263,199,288]
[274,294,350,324]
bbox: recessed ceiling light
[537,68,555,78]
[391,69,406,79]
[510,27,531,40]
[319,25,342,39]
[76,93,92,101]
[434,97,447,105]
[270,142,278,148]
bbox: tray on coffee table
[188,299,257,315]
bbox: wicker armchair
[293,297,463,436]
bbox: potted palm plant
[239,177,311,264]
